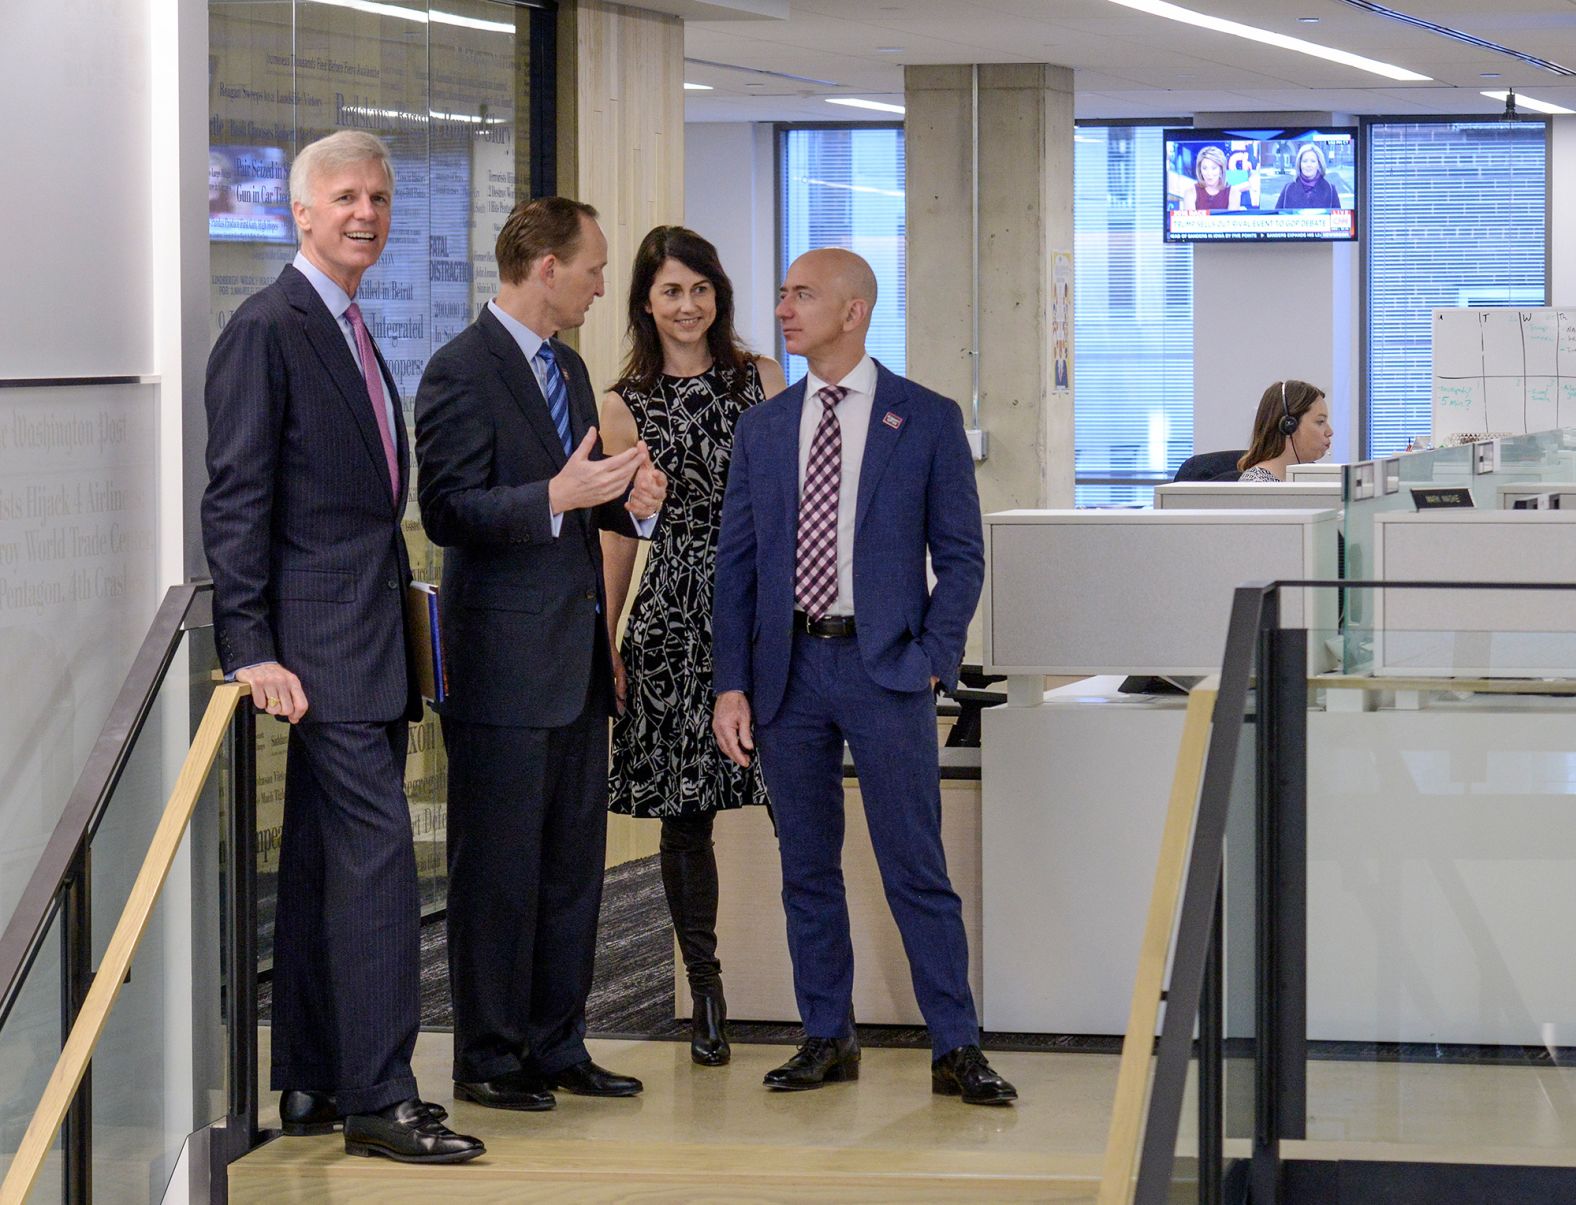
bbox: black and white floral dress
[609,361,771,819]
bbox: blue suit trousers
[755,631,979,1058]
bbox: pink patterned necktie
[795,385,848,620]
[344,302,399,501]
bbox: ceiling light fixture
[307,0,514,34]
[826,97,906,114]
[1104,0,1430,82]
[1482,89,1574,115]
[683,82,713,91]
[1297,15,1319,22]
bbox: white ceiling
[675,0,1576,122]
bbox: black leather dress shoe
[543,1059,643,1097]
[343,1098,485,1164]
[280,1090,340,1137]
[763,1036,861,1090]
[931,1045,1018,1105]
[280,1090,449,1136]
[452,1068,556,1111]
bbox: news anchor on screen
[1276,143,1342,209]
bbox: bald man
[711,249,1016,1104]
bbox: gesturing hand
[235,661,309,724]
[548,427,643,514]
[712,690,755,768]
[627,442,667,521]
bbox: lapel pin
[882,411,904,431]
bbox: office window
[778,126,906,381]
[1074,125,1195,506]
[1367,120,1546,456]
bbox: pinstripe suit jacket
[202,265,421,724]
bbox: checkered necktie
[795,385,848,620]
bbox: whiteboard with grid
[1431,307,1576,442]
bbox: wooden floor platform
[231,1036,1112,1202]
[230,1030,1576,1201]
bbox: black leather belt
[793,610,856,638]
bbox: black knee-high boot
[660,813,728,1066]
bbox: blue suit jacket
[712,361,984,726]
[201,264,419,724]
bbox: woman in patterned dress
[601,226,787,1066]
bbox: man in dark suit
[712,248,1017,1105]
[202,131,483,1163]
[415,197,666,1110]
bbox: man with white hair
[202,129,484,1164]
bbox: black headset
[1277,379,1299,436]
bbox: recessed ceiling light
[826,97,907,114]
[1482,89,1575,114]
[1481,72,1502,79]
[1297,15,1319,22]
[1104,0,1431,82]
[876,46,904,53]
[683,82,713,91]
[745,82,765,88]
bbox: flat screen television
[209,145,294,243]
[1162,127,1358,244]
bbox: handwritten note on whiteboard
[1432,308,1576,441]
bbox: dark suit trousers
[270,719,420,1115]
[442,672,609,1083]
[755,631,980,1058]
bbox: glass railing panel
[87,635,231,1199]
[0,381,162,935]
[0,907,64,1201]
[1306,585,1576,1159]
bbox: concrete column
[905,63,1076,514]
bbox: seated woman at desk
[1238,379,1332,481]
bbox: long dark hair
[1238,379,1325,470]
[614,225,752,394]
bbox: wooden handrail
[1097,679,1218,1205]
[1,682,249,1205]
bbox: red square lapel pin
[882,411,904,431]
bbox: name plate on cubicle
[982,509,1339,676]
[1410,487,1474,510]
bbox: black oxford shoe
[931,1045,1018,1105]
[452,1068,556,1111]
[763,1036,861,1091]
[343,1098,485,1164]
[280,1089,448,1136]
[280,1089,340,1137]
[543,1059,643,1097]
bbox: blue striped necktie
[534,342,573,457]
